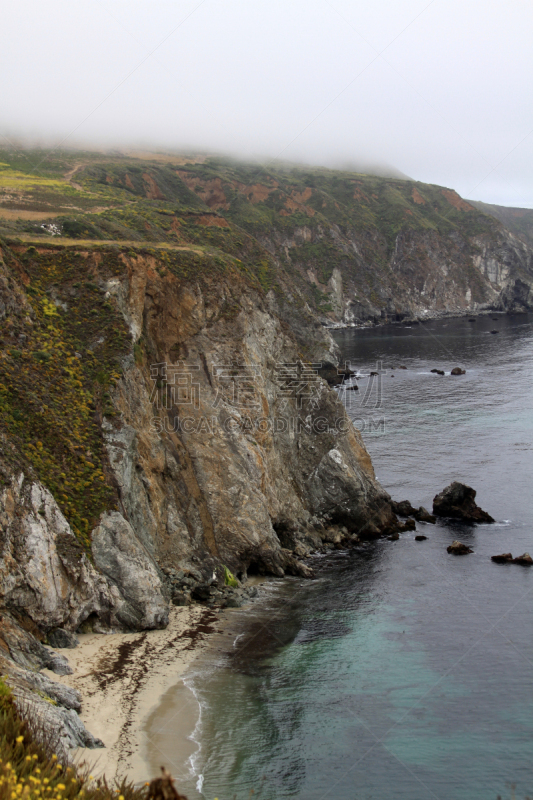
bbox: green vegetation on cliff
[0,146,503,320]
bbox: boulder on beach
[447,540,473,555]
[513,553,533,566]
[433,481,495,523]
[450,367,466,375]
[491,553,513,564]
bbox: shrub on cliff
[0,679,150,800]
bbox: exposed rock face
[258,214,533,325]
[91,512,168,630]
[0,477,115,633]
[433,482,494,523]
[98,253,399,582]
[0,246,398,646]
[0,476,167,634]
[0,614,103,759]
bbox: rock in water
[391,499,418,517]
[491,553,513,564]
[415,535,427,541]
[433,482,494,523]
[415,506,436,524]
[447,540,473,555]
[513,553,533,566]
[450,367,466,375]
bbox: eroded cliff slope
[0,239,398,637]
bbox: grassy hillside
[470,199,533,246]
[0,147,503,321]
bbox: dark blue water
[152,313,533,800]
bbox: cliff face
[172,163,533,323]
[0,236,402,746]
[0,241,396,640]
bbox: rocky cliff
[1,149,532,326]
[0,233,400,746]
[1,146,532,749]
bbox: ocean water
[147,313,533,800]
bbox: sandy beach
[43,606,223,785]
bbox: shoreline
[44,606,223,784]
[323,307,520,331]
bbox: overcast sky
[3,0,533,207]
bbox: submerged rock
[447,540,473,555]
[433,482,494,523]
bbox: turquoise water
[160,313,533,800]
